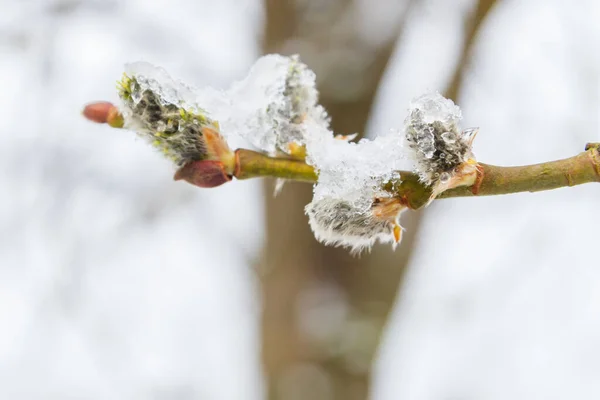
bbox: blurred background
[1,0,599,398]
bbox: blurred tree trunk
[259,1,497,399]
[259,1,417,399]
[446,0,498,101]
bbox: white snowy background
[0,0,265,398]
[0,0,599,399]
[370,0,600,399]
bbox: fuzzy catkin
[404,92,475,185]
[305,197,398,254]
[118,73,219,166]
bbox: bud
[286,142,308,160]
[116,67,236,187]
[404,92,480,201]
[223,55,330,157]
[229,55,333,195]
[173,160,232,188]
[268,55,330,156]
[305,196,406,254]
[82,101,124,128]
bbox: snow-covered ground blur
[1,0,599,399]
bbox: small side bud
[287,142,307,160]
[174,160,232,188]
[202,126,236,174]
[585,142,600,151]
[83,101,125,128]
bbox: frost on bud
[404,92,479,199]
[304,126,410,253]
[117,63,235,188]
[306,197,406,254]
[223,54,330,156]
[215,54,331,193]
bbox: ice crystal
[306,125,408,212]
[124,62,199,108]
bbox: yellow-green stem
[234,145,600,210]
[441,150,600,198]
[234,149,318,182]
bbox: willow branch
[234,149,318,182]
[234,143,600,210]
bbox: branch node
[471,163,485,195]
[233,149,242,179]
